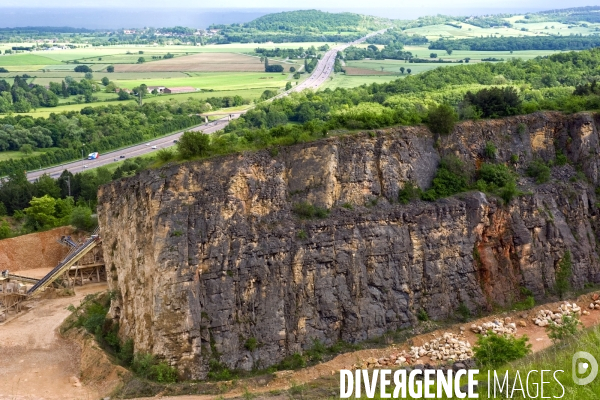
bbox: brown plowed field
[0,227,80,272]
[344,67,397,75]
[114,52,290,72]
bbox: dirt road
[0,283,107,400]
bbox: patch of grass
[244,337,258,352]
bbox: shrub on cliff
[527,160,551,183]
[555,250,572,300]
[398,181,422,204]
[422,155,471,200]
[292,201,329,219]
[426,103,458,135]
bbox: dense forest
[429,36,600,52]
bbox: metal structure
[0,229,105,321]
[27,227,102,296]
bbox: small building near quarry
[148,86,166,93]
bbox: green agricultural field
[405,46,560,61]
[116,72,289,91]
[0,149,56,162]
[319,73,399,90]
[349,60,445,75]
[404,23,540,40]
[0,54,63,66]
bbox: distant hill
[210,9,389,33]
[243,10,386,32]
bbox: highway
[26,29,386,182]
[26,114,243,181]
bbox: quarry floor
[0,282,107,400]
[2,278,600,400]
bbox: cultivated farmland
[114,52,300,72]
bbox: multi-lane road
[26,29,386,182]
[26,114,243,181]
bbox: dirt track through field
[114,52,291,72]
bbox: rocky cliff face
[98,112,600,379]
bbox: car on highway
[120,155,126,159]
[151,145,157,149]
[83,165,88,168]
[173,140,178,143]
[114,158,118,161]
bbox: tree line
[429,35,600,52]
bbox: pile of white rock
[588,298,600,310]
[408,332,474,362]
[532,302,583,327]
[470,317,517,336]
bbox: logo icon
[572,351,598,385]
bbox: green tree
[20,144,34,155]
[406,68,411,74]
[106,65,115,73]
[446,49,453,55]
[84,72,94,80]
[23,195,58,230]
[137,57,146,64]
[426,103,458,135]
[0,219,11,239]
[70,205,96,230]
[101,77,110,86]
[33,174,61,198]
[400,66,405,74]
[285,81,292,90]
[177,131,211,159]
[117,89,130,100]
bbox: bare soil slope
[0,227,77,273]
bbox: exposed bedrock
[98,111,600,379]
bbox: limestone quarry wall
[98,112,600,379]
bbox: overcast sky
[2,1,595,29]
[3,0,595,10]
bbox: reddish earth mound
[0,226,79,272]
